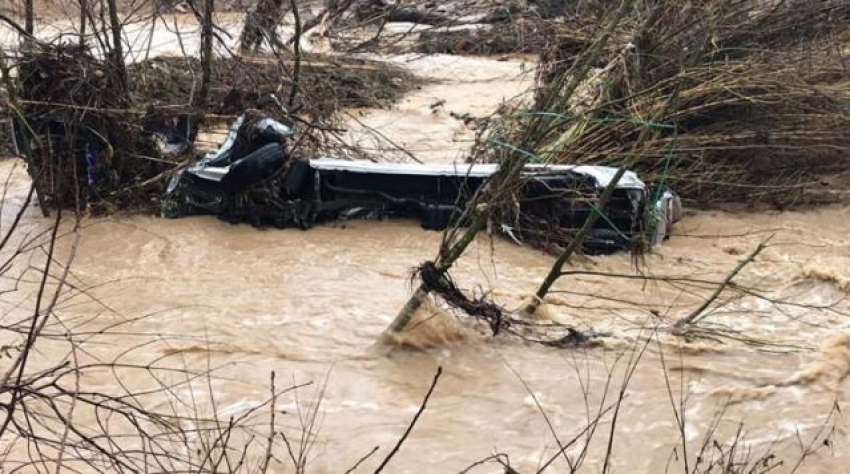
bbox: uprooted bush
[13,42,169,212]
[7,39,417,213]
[482,0,850,207]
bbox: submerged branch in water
[675,236,773,329]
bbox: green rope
[513,110,678,131]
[486,138,540,162]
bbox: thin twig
[675,236,773,328]
[345,446,379,474]
[259,371,276,473]
[288,0,302,107]
[373,366,443,473]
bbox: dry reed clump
[129,53,417,119]
[416,20,591,56]
[485,0,850,207]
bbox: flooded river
[2,159,849,472]
[2,15,850,474]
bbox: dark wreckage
[160,103,682,254]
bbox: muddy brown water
[2,18,850,474]
[2,166,850,473]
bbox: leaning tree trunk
[105,0,128,96]
[385,8,628,334]
[185,0,215,143]
[239,0,286,54]
[78,0,87,45]
[199,0,215,104]
[24,0,34,35]
[387,213,489,333]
